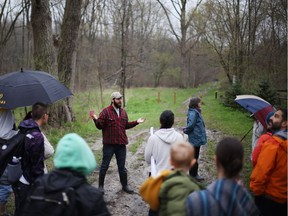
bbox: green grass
[201,84,254,187]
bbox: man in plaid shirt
[91,92,145,194]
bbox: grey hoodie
[145,128,183,173]
[0,109,17,140]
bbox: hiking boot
[98,185,104,194]
[98,171,106,195]
[122,185,134,194]
[119,172,134,194]
[194,175,204,182]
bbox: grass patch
[129,139,144,154]
[201,85,254,187]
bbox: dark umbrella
[0,69,72,109]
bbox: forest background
[0,0,286,126]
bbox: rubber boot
[189,162,204,181]
[119,172,134,194]
[98,171,106,194]
[189,161,198,177]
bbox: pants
[12,181,31,216]
[0,184,12,204]
[100,144,127,175]
[255,195,287,216]
[189,146,200,177]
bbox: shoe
[194,175,204,182]
[98,185,104,194]
[122,185,134,194]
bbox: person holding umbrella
[250,108,287,216]
[12,102,49,216]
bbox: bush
[255,81,277,105]
[223,81,243,108]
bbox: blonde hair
[170,141,195,171]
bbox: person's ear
[214,155,218,166]
[170,159,174,167]
[281,120,287,129]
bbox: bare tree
[57,0,83,121]
[197,0,251,83]
[156,0,203,87]
[31,0,57,75]
[197,0,286,90]
[0,0,28,73]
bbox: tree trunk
[31,0,62,127]
[58,0,83,122]
[31,0,57,75]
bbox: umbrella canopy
[0,70,73,109]
[235,95,275,128]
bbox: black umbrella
[0,69,73,109]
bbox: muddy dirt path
[90,128,224,216]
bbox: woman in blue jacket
[183,97,207,181]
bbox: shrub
[223,81,243,108]
[255,81,277,105]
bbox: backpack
[139,170,173,211]
[21,173,85,216]
[0,128,39,177]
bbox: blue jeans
[0,184,12,204]
[100,144,127,175]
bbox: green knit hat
[54,133,96,176]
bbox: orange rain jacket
[250,133,287,204]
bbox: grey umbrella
[0,69,73,109]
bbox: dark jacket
[28,169,110,216]
[94,105,138,145]
[18,119,44,184]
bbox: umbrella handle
[240,126,254,142]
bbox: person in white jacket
[145,110,184,175]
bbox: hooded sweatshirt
[145,128,183,173]
[186,179,259,216]
[54,133,96,176]
[0,109,17,140]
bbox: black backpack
[0,128,39,177]
[21,174,85,216]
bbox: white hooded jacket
[145,128,183,173]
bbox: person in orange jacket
[251,111,275,167]
[250,108,287,216]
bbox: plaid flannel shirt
[94,105,138,145]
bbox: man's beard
[114,100,122,108]
[268,120,282,131]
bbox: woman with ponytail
[185,137,259,216]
